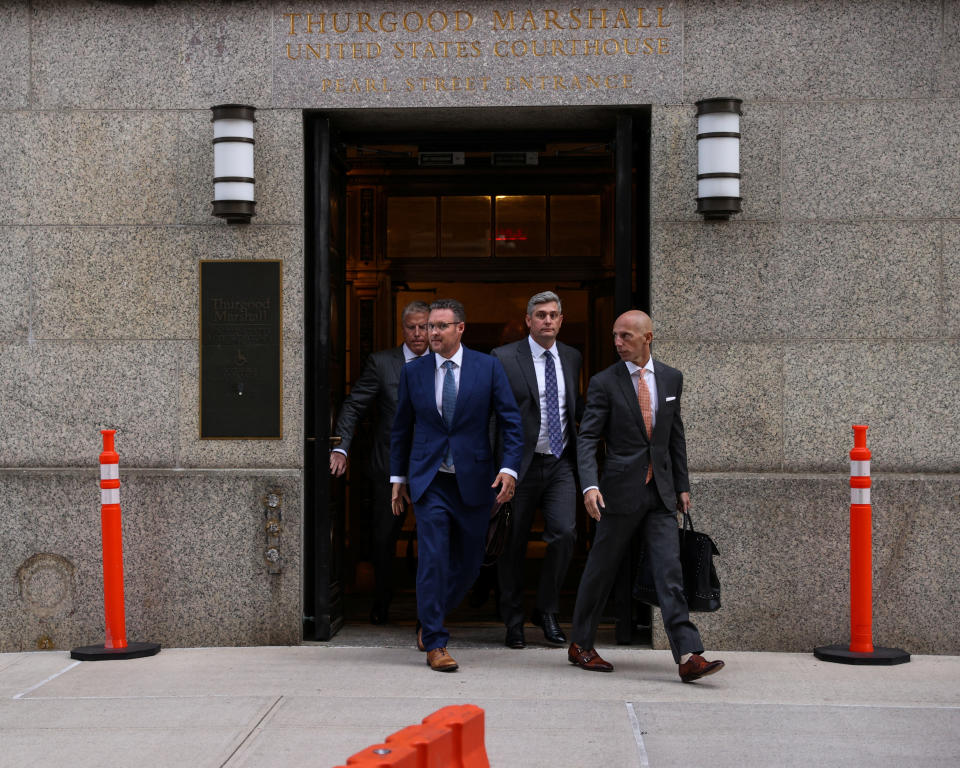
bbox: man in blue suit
[391,298,524,672]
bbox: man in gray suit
[492,291,582,649]
[567,310,725,683]
[330,301,430,624]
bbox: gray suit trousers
[498,452,577,627]
[571,481,703,663]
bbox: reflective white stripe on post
[101,488,120,505]
[851,487,870,505]
[851,460,870,477]
[100,464,119,481]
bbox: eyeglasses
[427,321,458,332]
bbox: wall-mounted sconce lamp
[211,104,256,223]
[696,98,742,220]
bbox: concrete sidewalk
[1,625,958,767]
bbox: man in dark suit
[330,301,430,625]
[492,291,582,649]
[567,310,725,683]
[390,298,524,672]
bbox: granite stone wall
[0,0,957,652]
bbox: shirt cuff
[390,476,407,484]
[331,448,347,456]
[583,485,599,495]
[499,468,518,480]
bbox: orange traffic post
[335,742,418,767]
[71,430,161,661]
[814,425,909,665]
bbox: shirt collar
[625,357,654,376]
[527,335,556,358]
[435,345,464,370]
[402,343,427,362]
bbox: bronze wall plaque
[200,260,282,439]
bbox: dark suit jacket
[332,345,405,480]
[390,347,524,507]
[577,358,690,513]
[491,338,583,483]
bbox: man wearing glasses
[390,298,524,672]
[330,301,430,625]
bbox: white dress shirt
[528,335,568,454]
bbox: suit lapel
[420,352,446,430]
[516,340,540,414]
[558,343,577,419]
[651,359,668,443]
[451,346,475,427]
[614,362,648,441]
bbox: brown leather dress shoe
[426,647,458,672]
[567,642,614,672]
[679,654,725,683]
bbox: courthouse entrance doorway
[304,106,650,641]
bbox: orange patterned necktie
[637,368,654,483]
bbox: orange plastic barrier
[334,705,488,768]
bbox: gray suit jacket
[333,345,405,480]
[491,338,583,484]
[577,358,690,513]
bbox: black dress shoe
[504,624,526,649]
[532,612,567,645]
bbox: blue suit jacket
[390,346,524,507]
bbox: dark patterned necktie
[442,360,456,465]
[543,351,563,458]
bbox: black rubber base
[70,641,161,661]
[814,644,910,665]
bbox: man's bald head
[612,310,654,366]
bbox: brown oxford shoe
[426,647,459,672]
[567,642,614,672]
[679,654,725,683]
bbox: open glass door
[304,114,348,640]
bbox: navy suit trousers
[416,473,490,651]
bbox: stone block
[655,342,783,471]
[0,228,30,340]
[31,228,195,340]
[176,110,304,226]
[771,221,944,339]
[937,0,960,96]
[0,341,180,467]
[176,338,304,469]
[683,0,941,101]
[652,221,781,340]
[945,222,960,338]
[651,474,960,655]
[0,1,29,108]
[782,101,960,220]
[651,103,780,222]
[784,342,960,472]
[0,470,301,651]
[0,111,180,226]
[32,1,271,109]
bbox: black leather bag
[483,501,513,566]
[633,511,721,612]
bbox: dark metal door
[304,115,347,640]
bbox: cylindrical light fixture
[696,98,742,220]
[211,104,256,223]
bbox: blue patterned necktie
[543,350,564,458]
[441,359,456,465]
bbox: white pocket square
[665,396,676,402]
